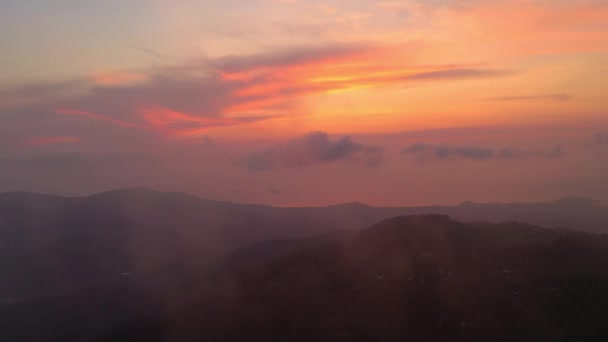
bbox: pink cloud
[138,106,242,137]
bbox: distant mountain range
[1,188,608,340]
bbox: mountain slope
[157,215,608,341]
[1,189,608,341]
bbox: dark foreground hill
[1,189,608,340]
[100,215,608,341]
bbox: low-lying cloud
[244,131,384,170]
[402,143,565,162]
[592,132,608,146]
[0,152,158,169]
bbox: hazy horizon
[2,186,607,209]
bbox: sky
[1,0,607,206]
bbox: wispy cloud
[137,106,254,137]
[486,94,571,102]
[56,109,146,129]
[214,44,512,113]
[497,145,565,160]
[212,43,373,73]
[0,79,84,106]
[0,43,513,142]
[269,187,282,195]
[90,72,149,86]
[131,46,169,60]
[405,69,511,81]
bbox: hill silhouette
[129,215,608,341]
[1,189,608,340]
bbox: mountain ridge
[0,187,602,210]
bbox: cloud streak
[486,94,571,102]
[0,42,516,146]
[402,143,565,162]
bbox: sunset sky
[1,0,607,206]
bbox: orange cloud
[43,45,508,140]
[219,47,509,117]
[25,136,81,147]
[56,107,245,138]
